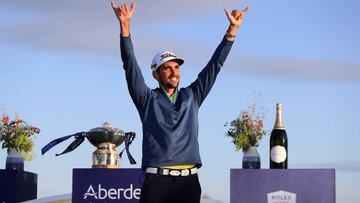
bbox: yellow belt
[160,164,196,169]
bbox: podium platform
[0,169,37,203]
[230,169,335,203]
[72,168,144,203]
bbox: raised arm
[111,1,150,111]
[224,7,249,41]
[188,7,249,106]
[111,1,135,37]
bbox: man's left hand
[225,7,249,28]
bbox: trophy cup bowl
[86,128,125,148]
[41,122,136,168]
[86,123,126,168]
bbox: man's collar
[161,87,178,104]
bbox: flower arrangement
[225,102,268,152]
[0,114,40,160]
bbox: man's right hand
[111,1,135,37]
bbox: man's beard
[162,81,178,89]
[160,77,179,89]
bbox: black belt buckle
[156,167,165,175]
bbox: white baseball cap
[151,51,184,71]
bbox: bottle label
[270,145,287,163]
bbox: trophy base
[92,164,120,169]
[92,143,120,169]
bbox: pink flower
[2,115,9,123]
[241,113,248,120]
[14,119,23,126]
[29,126,40,134]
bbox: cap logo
[151,64,157,70]
[160,53,176,61]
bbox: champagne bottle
[270,103,288,169]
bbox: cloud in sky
[0,0,242,51]
[226,57,360,83]
[1,0,359,83]
[0,18,115,54]
[0,0,242,21]
[293,161,360,172]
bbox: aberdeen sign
[83,184,141,200]
[72,168,144,203]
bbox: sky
[1,0,360,202]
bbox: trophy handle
[41,132,86,155]
[119,132,137,164]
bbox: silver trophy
[41,122,136,168]
[87,122,125,168]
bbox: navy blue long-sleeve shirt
[120,36,233,169]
